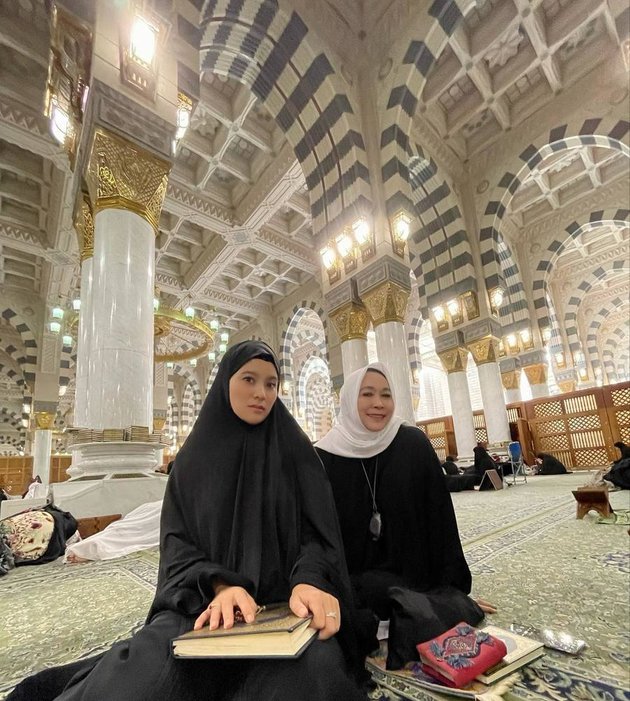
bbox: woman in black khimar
[8,341,368,701]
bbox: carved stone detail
[437,347,469,374]
[467,336,500,365]
[361,281,410,326]
[329,302,370,341]
[74,192,94,262]
[523,363,548,386]
[85,128,171,233]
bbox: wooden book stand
[572,487,614,520]
[478,469,504,491]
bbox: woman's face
[229,358,278,425]
[357,370,394,432]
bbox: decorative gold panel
[85,128,171,232]
[557,380,577,394]
[437,347,468,374]
[329,302,370,342]
[361,281,409,326]
[523,363,547,386]
[34,411,55,430]
[467,336,499,365]
[501,370,520,390]
[74,191,94,262]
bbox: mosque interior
[0,0,628,477]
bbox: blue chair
[508,441,527,484]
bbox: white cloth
[314,362,406,458]
[64,500,163,562]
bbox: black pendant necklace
[360,457,381,541]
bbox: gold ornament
[557,380,576,394]
[467,336,499,365]
[329,302,370,341]
[437,347,469,374]
[361,281,409,327]
[85,128,170,232]
[523,363,547,386]
[34,411,55,430]
[501,370,520,390]
[74,192,94,262]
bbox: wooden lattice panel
[616,410,630,426]
[554,450,574,468]
[572,430,605,449]
[568,415,601,431]
[536,420,566,435]
[564,394,597,414]
[539,434,570,451]
[432,436,446,449]
[574,448,609,467]
[475,428,488,443]
[433,447,446,462]
[534,401,563,418]
[473,413,486,429]
[611,388,630,406]
[620,426,630,443]
[507,408,519,422]
[426,421,446,436]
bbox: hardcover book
[475,625,545,684]
[417,622,507,688]
[172,604,316,659]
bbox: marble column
[437,347,476,460]
[73,193,94,428]
[32,411,54,485]
[360,280,415,423]
[83,128,170,430]
[468,337,511,445]
[329,301,370,379]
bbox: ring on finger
[325,611,337,618]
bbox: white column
[341,338,369,378]
[504,388,521,404]
[447,371,476,459]
[33,429,52,485]
[373,321,415,423]
[477,362,511,444]
[73,256,93,427]
[86,209,155,429]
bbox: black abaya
[317,425,471,621]
[9,341,366,701]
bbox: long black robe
[316,425,471,622]
[537,453,569,475]
[464,445,498,485]
[9,341,366,701]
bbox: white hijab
[315,362,406,458]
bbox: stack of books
[103,428,125,442]
[92,430,104,442]
[147,432,162,444]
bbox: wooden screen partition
[50,455,72,483]
[523,385,620,469]
[602,384,630,445]
[0,455,33,496]
[416,416,456,462]
[472,411,488,445]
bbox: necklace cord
[360,457,378,512]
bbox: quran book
[475,625,545,684]
[172,604,316,659]
[417,622,507,688]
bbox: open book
[172,604,316,659]
[475,625,545,684]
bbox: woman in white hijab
[316,363,491,658]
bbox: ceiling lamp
[219,342,227,353]
[220,331,229,344]
[352,217,370,246]
[432,305,446,323]
[184,305,195,320]
[489,287,504,314]
[130,15,157,66]
[72,298,81,311]
[506,334,518,350]
[208,351,216,363]
[555,351,566,368]
[210,319,220,331]
[541,326,552,343]
[189,358,197,367]
[446,298,463,325]
[391,211,411,257]
[62,334,73,347]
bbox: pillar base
[67,441,161,479]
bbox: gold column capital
[329,301,370,342]
[557,379,576,394]
[34,411,55,430]
[85,128,171,233]
[467,336,500,365]
[437,347,469,374]
[153,416,166,432]
[74,191,94,262]
[360,281,409,327]
[523,363,547,386]
[501,369,520,390]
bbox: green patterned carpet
[1,474,629,700]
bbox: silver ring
[325,611,337,618]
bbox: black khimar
[148,340,364,674]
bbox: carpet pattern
[1,474,629,700]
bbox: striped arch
[604,326,630,382]
[380,0,473,220]
[0,332,32,390]
[279,302,328,383]
[207,364,219,395]
[200,0,370,237]
[533,209,630,331]
[0,308,37,388]
[58,340,75,391]
[564,260,630,358]
[495,237,528,330]
[586,300,628,373]
[0,360,26,392]
[406,148,475,316]
[480,117,630,317]
[168,398,179,441]
[181,383,197,434]
[0,408,22,431]
[298,356,335,441]
[406,315,424,372]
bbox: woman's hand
[290,583,340,640]
[474,597,498,614]
[193,585,258,631]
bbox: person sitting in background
[464,442,497,485]
[613,441,630,461]
[535,452,570,475]
[441,456,461,475]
